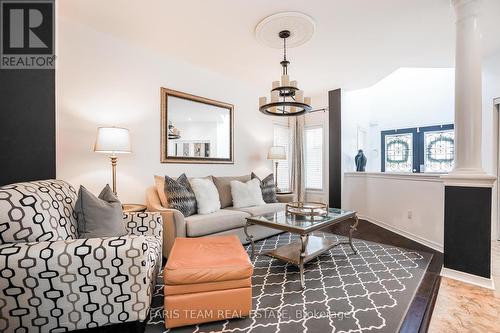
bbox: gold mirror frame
[160,87,234,164]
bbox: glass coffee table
[244,208,359,289]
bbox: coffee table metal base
[244,216,359,289]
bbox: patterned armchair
[0,180,163,332]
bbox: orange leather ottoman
[163,235,253,328]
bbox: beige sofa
[146,180,293,258]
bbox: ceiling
[59,0,500,96]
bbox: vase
[355,149,367,172]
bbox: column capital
[441,173,496,188]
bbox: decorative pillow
[212,175,251,208]
[164,174,197,217]
[251,172,278,204]
[189,178,221,215]
[75,185,127,239]
[230,178,266,208]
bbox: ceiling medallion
[259,29,312,116]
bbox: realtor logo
[1,0,55,69]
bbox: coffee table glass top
[246,208,355,233]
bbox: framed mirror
[160,88,234,164]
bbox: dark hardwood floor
[328,218,443,333]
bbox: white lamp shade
[94,127,131,154]
[267,146,286,160]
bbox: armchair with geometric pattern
[0,180,162,333]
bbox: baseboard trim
[441,267,495,290]
[358,215,444,253]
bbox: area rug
[146,232,432,333]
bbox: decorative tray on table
[285,201,328,217]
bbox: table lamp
[267,146,286,192]
[94,127,131,195]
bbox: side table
[276,191,294,203]
[123,204,147,213]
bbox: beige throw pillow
[212,175,251,208]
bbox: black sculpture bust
[355,149,367,172]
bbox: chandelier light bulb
[295,90,303,103]
[259,97,267,107]
[281,74,290,86]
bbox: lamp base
[110,156,117,195]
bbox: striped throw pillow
[251,172,278,204]
[164,174,197,217]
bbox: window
[305,126,323,190]
[381,124,454,173]
[273,124,290,191]
[424,129,455,172]
[384,132,414,172]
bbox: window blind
[305,126,323,190]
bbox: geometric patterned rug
[146,232,432,333]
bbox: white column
[451,0,484,174]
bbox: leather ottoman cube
[164,235,253,328]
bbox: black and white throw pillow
[164,174,197,217]
[251,172,278,204]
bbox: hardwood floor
[327,218,443,333]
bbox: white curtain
[289,115,306,202]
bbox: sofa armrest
[145,188,186,258]
[277,193,294,203]
[146,186,187,238]
[0,235,161,331]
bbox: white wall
[343,173,444,251]
[342,88,372,172]
[342,57,500,246]
[56,17,275,203]
[343,68,455,173]
[482,50,500,239]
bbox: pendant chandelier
[259,30,312,116]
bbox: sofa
[0,180,163,332]
[146,175,294,258]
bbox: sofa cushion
[212,175,251,208]
[189,178,221,215]
[164,235,253,285]
[155,175,212,209]
[251,172,278,204]
[231,202,286,216]
[230,178,265,208]
[75,185,127,239]
[185,209,250,237]
[0,179,78,244]
[165,174,197,217]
